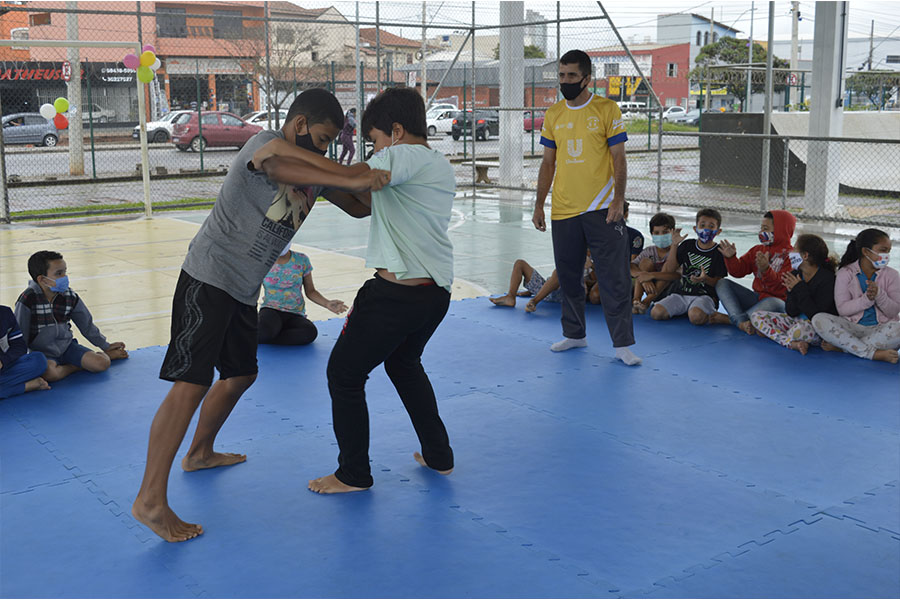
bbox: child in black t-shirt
[650,208,729,326]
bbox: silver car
[2,112,59,146]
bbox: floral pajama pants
[811,313,900,360]
[750,311,821,348]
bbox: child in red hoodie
[714,210,797,334]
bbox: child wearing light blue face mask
[14,250,128,384]
[631,211,681,314]
[812,228,900,363]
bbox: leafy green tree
[493,44,546,60]
[688,37,790,103]
[846,71,900,108]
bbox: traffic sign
[61,61,71,81]
[789,73,798,85]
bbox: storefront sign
[99,67,135,83]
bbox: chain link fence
[0,2,897,227]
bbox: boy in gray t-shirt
[133,89,387,544]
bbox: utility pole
[66,1,84,175]
[421,2,427,103]
[706,8,714,111]
[790,1,799,110]
[747,1,754,112]
[868,20,874,70]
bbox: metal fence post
[0,90,9,223]
[196,57,203,172]
[86,60,97,180]
[782,137,789,209]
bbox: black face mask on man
[560,75,588,101]
[296,130,327,155]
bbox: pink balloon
[123,53,139,70]
[142,44,155,54]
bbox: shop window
[214,9,243,39]
[157,7,186,38]
[667,63,677,77]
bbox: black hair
[695,208,722,229]
[840,228,889,268]
[649,212,676,230]
[28,250,63,281]
[795,234,836,273]
[361,86,427,140]
[763,211,774,220]
[285,88,343,129]
[560,49,592,79]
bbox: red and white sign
[789,73,798,85]
[61,61,71,81]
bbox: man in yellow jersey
[532,50,641,366]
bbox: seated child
[259,244,348,345]
[491,252,595,312]
[14,251,128,382]
[811,228,900,363]
[0,304,50,399]
[650,208,728,326]
[716,210,796,334]
[631,211,680,313]
[750,234,837,355]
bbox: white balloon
[39,103,57,119]
[150,58,161,71]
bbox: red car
[171,111,263,152]
[524,110,545,132]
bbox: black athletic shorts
[159,270,259,387]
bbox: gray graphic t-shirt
[181,129,321,305]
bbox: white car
[132,110,191,143]
[663,106,687,121]
[426,102,458,113]
[242,109,289,131]
[81,103,116,123]
[426,109,456,137]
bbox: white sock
[550,337,587,352]
[615,346,642,366]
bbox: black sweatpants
[551,209,635,348]
[326,274,453,488]
[257,307,318,345]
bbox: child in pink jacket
[812,228,900,363]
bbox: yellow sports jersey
[539,94,628,220]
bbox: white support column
[804,1,848,217]
[66,2,84,176]
[499,1,524,195]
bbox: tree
[492,44,546,60]
[688,37,790,104]
[846,71,900,109]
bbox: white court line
[94,310,171,324]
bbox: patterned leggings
[811,313,900,360]
[750,311,821,348]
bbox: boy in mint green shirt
[252,87,456,494]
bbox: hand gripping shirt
[539,94,628,221]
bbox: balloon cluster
[123,45,160,84]
[39,97,70,129]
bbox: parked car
[617,101,647,120]
[2,112,58,146]
[426,102,458,114]
[426,108,455,136]
[132,110,191,143]
[663,106,687,121]
[81,103,116,123]
[171,111,263,151]
[451,110,499,141]
[242,109,289,130]
[524,109,545,132]
[672,108,711,126]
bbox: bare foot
[516,290,532,297]
[181,452,246,472]
[524,299,538,313]
[873,349,899,364]
[821,341,843,353]
[489,295,516,307]
[131,497,203,543]
[737,320,756,335]
[24,377,51,393]
[632,300,647,315]
[708,312,731,325]
[105,347,129,360]
[413,452,453,475]
[789,341,809,355]
[308,473,369,494]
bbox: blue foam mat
[1,297,897,598]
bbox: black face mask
[560,76,588,101]
[296,131,327,155]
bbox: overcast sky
[301,1,900,48]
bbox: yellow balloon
[53,97,69,113]
[139,50,156,67]
[137,66,154,83]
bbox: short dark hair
[650,212,676,230]
[361,86,427,140]
[695,208,722,228]
[763,211,774,220]
[28,250,63,281]
[560,49,592,79]
[285,88,343,129]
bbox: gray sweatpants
[551,209,635,347]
